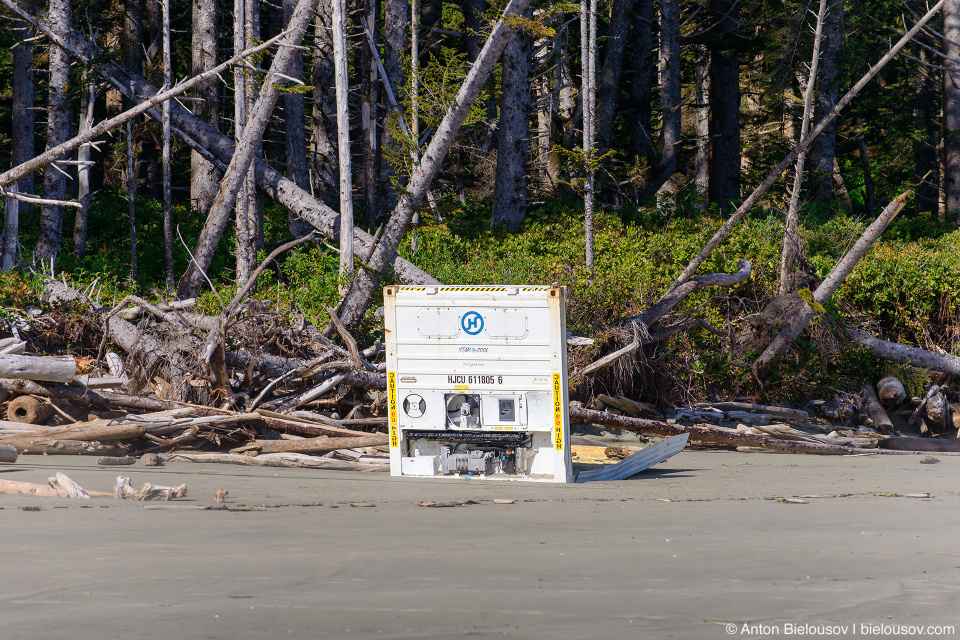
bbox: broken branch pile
[0,278,392,470]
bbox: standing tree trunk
[491,8,533,232]
[533,22,560,190]
[808,0,843,214]
[912,46,939,217]
[332,0,354,291]
[36,0,73,264]
[636,0,680,200]
[629,0,654,160]
[244,0,263,264]
[708,0,741,213]
[694,44,709,211]
[161,0,174,290]
[594,0,634,152]
[378,0,410,211]
[125,120,138,281]
[283,0,311,238]
[233,0,251,284]
[582,0,597,270]
[191,0,220,214]
[780,0,828,295]
[944,0,960,222]
[310,1,339,207]
[177,0,321,299]
[5,16,36,271]
[74,77,95,258]
[336,0,533,326]
[360,0,379,227]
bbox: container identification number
[447,375,503,385]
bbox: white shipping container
[384,285,571,482]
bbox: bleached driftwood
[137,482,187,501]
[231,434,388,455]
[699,402,810,421]
[0,338,26,355]
[0,354,76,383]
[580,260,750,377]
[51,472,90,498]
[926,387,950,431]
[0,473,93,498]
[105,351,129,382]
[165,451,387,470]
[114,476,137,499]
[7,440,128,455]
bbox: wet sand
[2,451,958,639]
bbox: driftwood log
[570,406,922,455]
[166,451,386,470]
[232,434,388,455]
[0,379,174,412]
[877,376,907,406]
[861,384,894,434]
[7,440,128,455]
[0,424,147,443]
[0,444,18,463]
[699,402,810,421]
[0,353,76,383]
[6,395,55,424]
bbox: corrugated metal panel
[575,433,689,482]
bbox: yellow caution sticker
[390,426,399,449]
[552,373,563,450]
[455,384,468,390]
[388,372,398,428]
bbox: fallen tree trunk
[254,409,374,437]
[752,191,909,377]
[578,261,750,376]
[848,331,960,376]
[569,405,911,455]
[0,424,146,443]
[165,451,386,471]
[232,434,388,455]
[0,354,76,383]
[0,379,175,412]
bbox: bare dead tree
[780,0,828,295]
[332,0,354,293]
[176,0,321,299]
[335,0,534,327]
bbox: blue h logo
[461,311,484,335]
